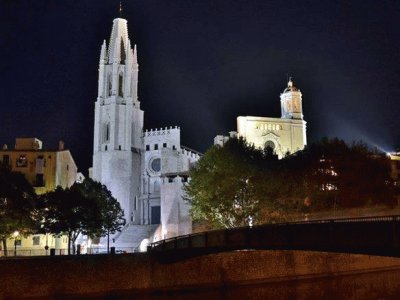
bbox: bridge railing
[148,215,400,257]
[288,214,400,224]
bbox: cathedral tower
[280,78,303,120]
[92,18,143,223]
[235,79,307,158]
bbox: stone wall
[160,177,192,239]
[1,250,400,298]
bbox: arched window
[118,73,124,97]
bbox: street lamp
[13,231,19,257]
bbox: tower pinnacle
[288,76,293,87]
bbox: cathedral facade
[215,79,307,158]
[91,18,200,249]
[90,17,306,250]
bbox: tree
[0,166,37,256]
[185,137,282,228]
[71,179,125,252]
[40,179,125,254]
[300,138,395,209]
[185,137,395,229]
[40,187,88,255]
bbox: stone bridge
[149,215,400,261]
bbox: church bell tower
[280,78,303,120]
[92,18,143,223]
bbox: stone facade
[92,18,143,222]
[160,174,192,239]
[0,138,79,253]
[91,18,200,249]
[217,80,307,158]
[0,138,78,195]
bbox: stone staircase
[103,224,159,250]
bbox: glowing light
[13,231,19,238]
[248,216,253,227]
[139,238,149,252]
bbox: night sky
[1,0,399,175]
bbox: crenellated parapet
[180,146,201,160]
[143,126,180,137]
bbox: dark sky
[1,0,400,174]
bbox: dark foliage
[0,166,37,254]
[186,137,395,229]
[40,179,125,254]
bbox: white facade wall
[237,116,306,158]
[160,176,192,239]
[140,127,200,227]
[92,18,142,221]
[55,151,78,189]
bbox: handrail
[149,214,400,249]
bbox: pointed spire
[132,44,137,66]
[126,39,131,63]
[108,18,129,62]
[99,40,107,64]
[133,44,138,66]
[119,1,123,17]
[112,36,121,63]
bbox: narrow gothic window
[118,73,123,97]
[120,40,126,64]
[163,143,167,148]
[146,145,150,151]
[108,74,112,96]
[154,144,158,150]
[104,123,110,142]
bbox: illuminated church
[90,18,200,249]
[89,16,307,250]
[215,79,307,158]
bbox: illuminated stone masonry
[215,79,307,159]
[90,18,200,250]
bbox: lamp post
[13,231,19,257]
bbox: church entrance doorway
[151,206,161,224]
[264,140,276,155]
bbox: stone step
[101,224,159,249]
